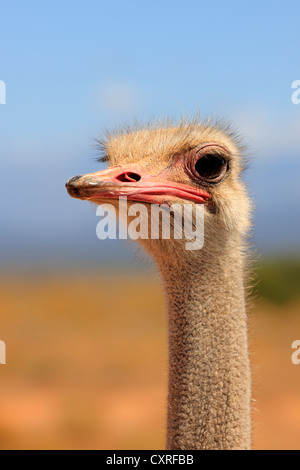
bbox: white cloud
[231,106,300,159]
[95,81,141,115]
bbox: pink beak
[66,165,211,205]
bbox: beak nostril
[115,172,141,183]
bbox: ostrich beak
[66,165,211,205]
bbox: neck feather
[158,243,251,450]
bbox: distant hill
[252,259,300,305]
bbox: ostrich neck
[159,248,251,450]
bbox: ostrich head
[66,119,251,266]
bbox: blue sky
[0,0,300,267]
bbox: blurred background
[0,0,300,449]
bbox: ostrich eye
[194,154,228,182]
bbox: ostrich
[66,118,252,450]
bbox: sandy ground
[0,272,300,450]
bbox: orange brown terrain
[0,271,300,450]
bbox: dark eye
[194,154,228,182]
